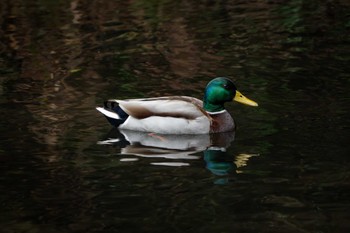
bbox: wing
[114,96,209,120]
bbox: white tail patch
[96,107,120,119]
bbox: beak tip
[234,91,258,107]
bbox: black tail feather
[103,100,129,127]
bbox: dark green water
[1,1,349,232]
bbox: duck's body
[97,96,234,134]
[96,77,258,134]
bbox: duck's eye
[223,84,230,90]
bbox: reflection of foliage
[0,1,349,232]
[278,0,304,33]
[275,0,350,39]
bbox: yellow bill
[233,91,258,107]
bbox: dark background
[1,1,349,232]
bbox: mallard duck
[96,77,258,134]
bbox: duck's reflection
[98,128,258,182]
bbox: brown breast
[209,111,235,133]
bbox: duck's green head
[203,77,258,112]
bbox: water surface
[1,1,349,233]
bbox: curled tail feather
[96,100,129,127]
